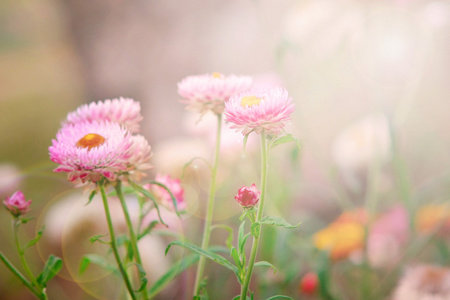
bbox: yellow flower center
[240,95,262,108]
[211,72,223,79]
[76,133,106,150]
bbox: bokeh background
[1,0,450,299]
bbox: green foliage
[79,254,118,276]
[25,226,45,249]
[37,255,62,287]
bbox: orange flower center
[211,72,223,79]
[76,133,106,150]
[240,95,262,108]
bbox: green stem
[99,182,136,300]
[115,180,149,300]
[13,219,41,291]
[240,132,268,300]
[0,250,42,299]
[193,113,222,296]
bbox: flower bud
[3,191,31,217]
[234,184,260,207]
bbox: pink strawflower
[178,73,252,115]
[224,87,295,136]
[144,174,185,211]
[3,191,31,217]
[65,97,143,133]
[235,184,261,208]
[49,120,152,184]
[392,265,450,300]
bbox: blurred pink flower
[224,87,295,136]
[368,205,409,268]
[65,97,143,133]
[49,121,152,184]
[144,174,185,211]
[178,73,252,115]
[235,183,260,208]
[3,191,31,217]
[392,264,450,300]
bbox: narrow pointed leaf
[266,296,293,300]
[37,255,62,287]
[254,261,277,274]
[166,240,238,275]
[25,226,45,249]
[258,216,301,229]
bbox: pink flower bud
[3,191,31,217]
[234,184,260,207]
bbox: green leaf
[254,261,277,275]
[270,134,300,150]
[79,254,118,275]
[243,132,251,154]
[128,262,147,292]
[149,254,199,297]
[19,217,35,224]
[258,216,301,229]
[266,296,294,300]
[166,240,239,276]
[251,223,260,238]
[89,234,109,244]
[232,296,240,300]
[25,226,45,249]
[230,247,242,270]
[37,255,62,287]
[211,224,234,249]
[138,220,159,240]
[85,190,97,206]
[128,181,168,227]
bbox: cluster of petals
[3,191,31,217]
[65,97,143,133]
[224,87,295,136]
[144,174,185,211]
[234,183,260,208]
[178,73,252,115]
[50,121,148,183]
[50,103,152,185]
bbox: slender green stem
[193,113,222,296]
[240,132,268,300]
[13,219,41,290]
[115,180,149,300]
[99,182,136,300]
[0,250,42,299]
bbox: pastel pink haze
[3,191,31,216]
[178,73,252,115]
[65,97,143,133]
[49,120,152,184]
[144,174,185,211]
[235,184,261,207]
[224,87,295,136]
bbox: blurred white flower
[0,163,22,197]
[332,114,391,172]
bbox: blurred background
[1,0,450,299]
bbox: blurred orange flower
[416,204,450,234]
[313,219,365,261]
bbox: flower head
[3,191,31,217]
[49,120,152,184]
[178,73,252,115]
[224,87,295,136]
[144,174,185,211]
[235,184,261,208]
[392,265,450,300]
[65,97,143,133]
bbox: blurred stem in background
[193,113,222,296]
[240,131,268,300]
